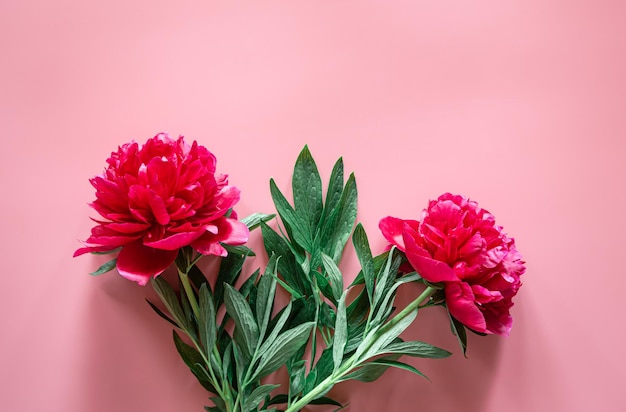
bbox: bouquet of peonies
[75,134,525,412]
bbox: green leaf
[261,301,293,355]
[150,277,187,329]
[224,284,259,357]
[223,244,256,257]
[320,157,344,226]
[358,308,418,361]
[198,284,217,356]
[244,384,280,412]
[270,178,312,251]
[214,252,248,309]
[241,213,276,230]
[256,256,278,341]
[321,253,344,301]
[188,264,209,290]
[449,310,468,357]
[90,258,117,276]
[352,224,375,303]
[209,397,227,412]
[385,340,451,359]
[260,222,307,297]
[333,291,348,371]
[343,356,429,382]
[319,173,357,262]
[253,322,315,381]
[292,145,323,242]
[172,331,217,393]
[314,271,336,305]
[350,250,391,286]
[145,299,179,328]
[309,397,343,407]
[287,359,306,394]
[372,247,399,309]
[371,272,422,328]
[340,354,401,382]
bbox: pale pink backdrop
[1,1,625,411]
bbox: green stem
[177,266,201,320]
[284,285,436,412]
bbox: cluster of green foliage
[148,147,451,412]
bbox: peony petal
[73,244,116,257]
[379,217,410,251]
[191,217,249,255]
[144,230,204,250]
[116,241,177,285]
[445,282,488,334]
[148,191,170,225]
[403,230,458,282]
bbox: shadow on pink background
[1,1,625,411]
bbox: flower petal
[116,241,177,285]
[191,217,249,255]
[403,230,458,282]
[445,282,488,334]
[379,217,410,251]
[144,230,204,250]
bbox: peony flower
[74,133,249,285]
[379,193,524,335]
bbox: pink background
[2,1,625,411]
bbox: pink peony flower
[74,133,249,285]
[379,193,524,335]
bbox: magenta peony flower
[379,193,525,335]
[74,133,249,285]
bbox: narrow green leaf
[256,256,278,341]
[90,258,117,276]
[145,299,179,328]
[209,397,227,412]
[240,213,276,230]
[320,173,358,262]
[244,384,280,412]
[321,253,344,301]
[371,272,422,328]
[351,250,391,286]
[266,394,288,407]
[333,291,348,371]
[366,359,429,380]
[150,277,187,329]
[385,340,451,359]
[320,157,344,226]
[373,247,398,308]
[292,145,323,240]
[260,222,308,296]
[287,359,306,394]
[270,178,312,251]
[359,308,418,361]
[214,252,248,309]
[223,244,256,257]
[188,264,209,290]
[449,310,468,357]
[310,397,343,407]
[224,284,259,357]
[173,331,217,393]
[352,224,375,303]
[340,354,401,383]
[260,301,293,356]
[198,284,217,356]
[253,322,315,381]
[313,271,336,306]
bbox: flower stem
[178,269,201,320]
[284,285,436,412]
